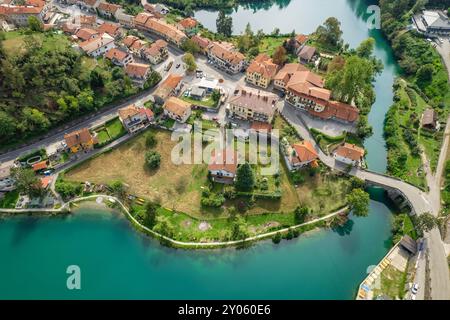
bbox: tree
[181,39,201,55]
[144,202,158,228]
[272,46,287,65]
[28,16,43,32]
[416,64,434,84]
[327,55,345,73]
[315,17,343,49]
[11,167,43,197]
[216,10,232,37]
[145,150,161,169]
[182,53,197,72]
[0,111,17,140]
[346,188,370,217]
[231,216,249,240]
[356,37,375,59]
[325,55,374,105]
[415,212,438,236]
[145,132,157,148]
[55,180,82,200]
[153,216,175,238]
[22,107,50,132]
[294,206,309,224]
[271,27,280,36]
[235,163,255,192]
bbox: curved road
[280,103,450,300]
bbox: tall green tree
[415,212,438,236]
[235,163,255,192]
[216,10,233,37]
[11,167,43,197]
[28,16,43,32]
[315,17,343,49]
[346,188,370,217]
[144,202,158,228]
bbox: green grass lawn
[105,118,126,140]
[181,95,219,108]
[161,118,175,129]
[96,128,111,144]
[372,265,408,300]
[258,36,288,56]
[0,190,19,208]
[2,31,71,57]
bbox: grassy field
[182,95,219,108]
[2,31,71,57]
[105,117,126,139]
[65,129,351,221]
[258,36,288,56]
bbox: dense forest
[0,30,140,146]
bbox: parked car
[411,283,419,294]
[176,63,181,69]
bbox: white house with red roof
[207,148,239,184]
[118,104,154,133]
[333,143,365,167]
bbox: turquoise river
[0,0,401,299]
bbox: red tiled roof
[75,28,98,41]
[32,160,47,172]
[191,35,210,49]
[209,41,245,65]
[122,35,139,47]
[335,143,365,161]
[40,176,53,189]
[178,17,197,29]
[125,63,150,78]
[97,2,121,14]
[163,97,191,117]
[292,140,318,163]
[295,34,309,45]
[64,128,93,148]
[208,148,238,174]
[246,54,279,79]
[105,48,129,62]
[97,22,120,36]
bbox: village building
[124,62,151,87]
[118,104,154,133]
[227,86,278,123]
[282,140,318,171]
[78,33,115,57]
[141,39,168,64]
[422,108,439,130]
[413,10,450,36]
[64,128,97,153]
[273,63,308,91]
[105,47,133,66]
[132,11,153,29]
[142,17,187,46]
[128,38,147,54]
[285,70,359,123]
[78,0,100,13]
[190,34,210,54]
[79,14,96,28]
[114,8,133,28]
[144,3,169,16]
[298,45,316,64]
[153,73,183,104]
[207,41,245,74]
[245,53,279,88]
[0,0,50,27]
[333,143,365,167]
[75,27,99,41]
[97,22,122,38]
[294,34,309,51]
[163,97,192,123]
[122,35,139,48]
[207,148,238,184]
[32,160,48,172]
[176,17,198,36]
[97,2,121,19]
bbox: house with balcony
[79,33,115,58]
[206,41,246,74]
[75,27,99,41]
[285,70,359,123]
[118,104,154,133]
[163,97,192,123]
[227,86,278,123]
[245,54,279,88]
[97,22,122,38]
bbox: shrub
[145,150,161,169]
[55,180,82,200]
[145,132,157,148]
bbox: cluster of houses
[0,0,52,29]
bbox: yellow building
[245,54,279,88]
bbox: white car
[411,283,419,294]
